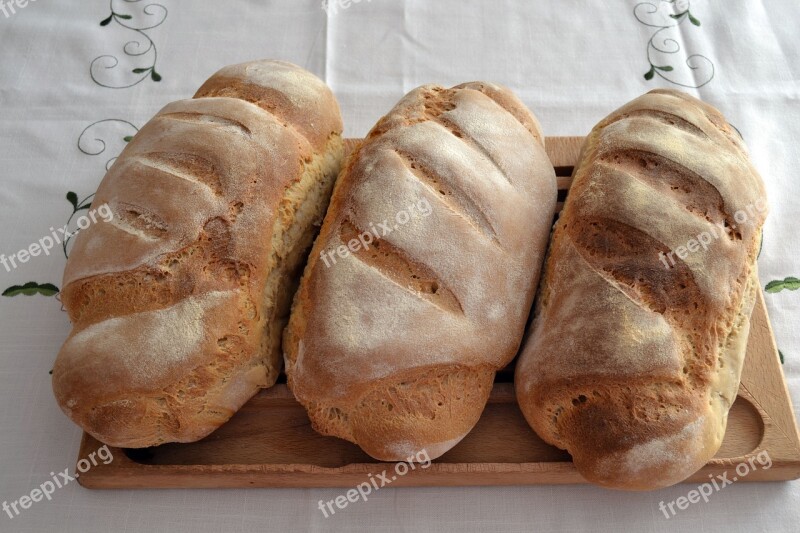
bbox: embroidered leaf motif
[634,2,714,88]
[123,135,134,143]
[66,191,79,210]
[90,3,167,89]
[2,282,60,297]
[765,277,800,293]
[129,68,162,82]
[779,350,785,364]
[669,10,700,25]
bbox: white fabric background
[0,1,798,531]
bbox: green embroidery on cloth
[62,191,95,259]
[77,119,138,171]
[2,282,60,298]
[635,0,715,88]
[766,277,800,293]
[91,0,167,88]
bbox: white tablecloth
[0,1,798,531]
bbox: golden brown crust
[194,60,342,153]
[284,82,557,460]
[52,60,343,448]
[515,89,767,490]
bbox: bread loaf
[515,89,767,490]
[52,60,344,448]
[284,82,557,461]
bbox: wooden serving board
[76,137,800,489]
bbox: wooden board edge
[741,291,800,456]
[75,459,800,490]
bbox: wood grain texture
[75,137,800,489]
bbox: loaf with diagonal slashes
[52,60,344,447]
[515,89,768,490]
[284,82,557,461]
